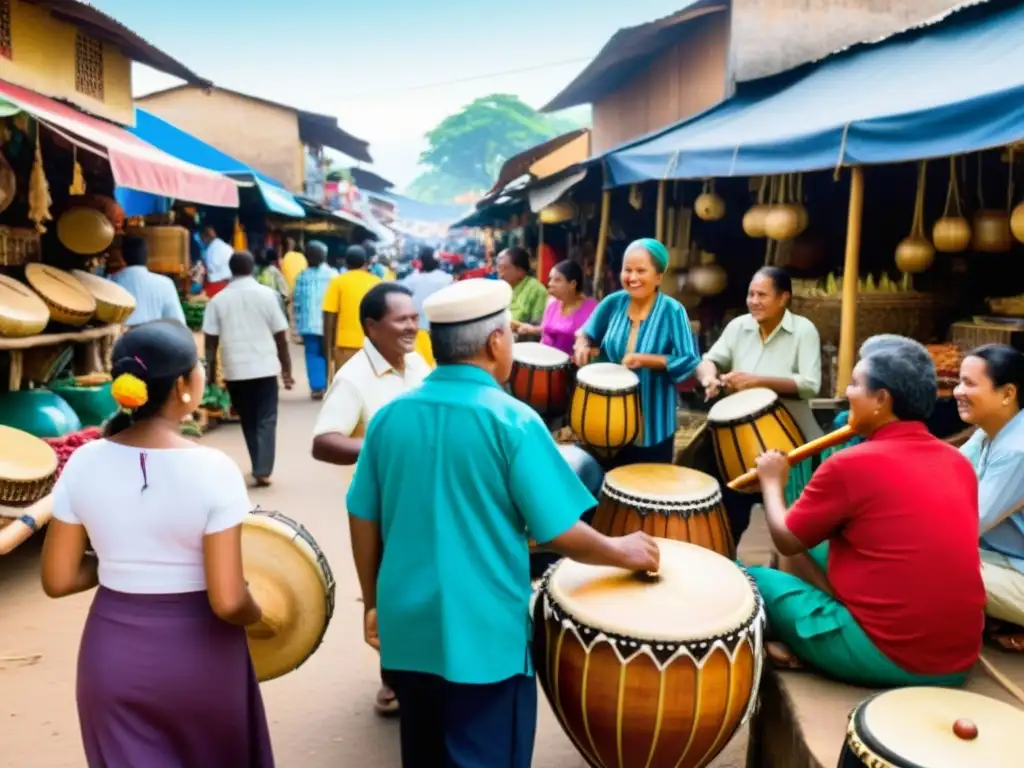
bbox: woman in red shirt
[748,334,985,687]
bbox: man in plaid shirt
[292,241,338,399]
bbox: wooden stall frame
[835,167,864,395]
[593,163,612,299]
[1,325,121,392]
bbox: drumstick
[726,425,857,491]
[980,653,1024,708]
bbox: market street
[0,348,752,768]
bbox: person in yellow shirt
[322,245,381,379]
[280,237,308,291]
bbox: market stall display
[125,225,190,276]
[56,207,115,255]
[0,388,82,438]
[23,263,96,326]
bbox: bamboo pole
[594,190,612,299]
[836,167,865,395]
[655,180,666,242]
[537,220,544,280]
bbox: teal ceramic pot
[0,389,83,438]
[48,381,118,428]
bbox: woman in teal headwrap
[573,238,700,467]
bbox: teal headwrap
[626,238,669,272]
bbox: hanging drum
[241,510,336,682]
[707,388,805,492]
[570,363,641,457]
[533,538,764,768]
[24,264,96,327]
[591,464,734,557]
[509,342,572,419]
[840,687,1024,767]
[56,207,116,255]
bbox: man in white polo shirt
[312,281,430,717]
[204,251,293,487]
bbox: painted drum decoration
[707,387,806,492]
[509,341,572,418]
[840,687,1024,767]
[570,362,641,457]
[591,464,734,558]
[533,538,764,768]
[241,510,336,682]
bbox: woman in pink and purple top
[518,260,597,356]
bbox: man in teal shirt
[346,278,659,767]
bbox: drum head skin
[0,274,50,336]
[576,362,639,392]
[707,387,778,424]
[242,512,334,682]
[24,263,96,314]
[605,464,720,504]
[513,341,570,367]
[547,539,756,643]
[854,687,1024,767]
[0,425,58,482]
[71,270,136,310]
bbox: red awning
[0,78,238,208]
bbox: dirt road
[0,368,750,767]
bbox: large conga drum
[707,387,805,492]
[570,362,641,457]
[242,510,336,682]
[510,341,571,418]
[840,687,1024,767]
[533,538,764,768]
[591,464,734,557]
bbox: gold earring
[182,393,192,404]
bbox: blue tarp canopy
[120,108,305,218]
[606,0,1024,186]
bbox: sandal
[374,685,400,717]
[765,641,804,670]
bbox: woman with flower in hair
[40,319,275,767]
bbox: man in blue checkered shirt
[292,241,338,398]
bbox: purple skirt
[77,587,275,767]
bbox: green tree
[406,94,589,204]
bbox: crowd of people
[31,231,1024,766]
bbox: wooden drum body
[840,687,1024,767]
[592,464,734,558]
[510,342,571,418]
[570,363,641,456]
[241,510,336,682]
[533,539,764,768]
[707,388,805,492]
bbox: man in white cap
[346,278,660,767]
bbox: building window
[75,33,104,100]
[0,0,11,60]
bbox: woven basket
[0,227,41,266]
[791,292,948,348]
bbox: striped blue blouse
[580,291,700,447]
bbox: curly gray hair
[858,334,937,422]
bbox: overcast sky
[91,0,692,190]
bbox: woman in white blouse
[41,320,275,767]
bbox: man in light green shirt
[346,278,658,767]
[695,267,822,543]
[497,246,549,332]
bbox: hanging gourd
[895,161,935,275]
[1009,147,1024,245]
[694,179,725,221]
[687,251,727,296]
[742,177,770,238]
[932,156,971,253]
[972,153,1012,253]
[764,174,801,240]
[793,173,809,235]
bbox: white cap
[423,278,512,325]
